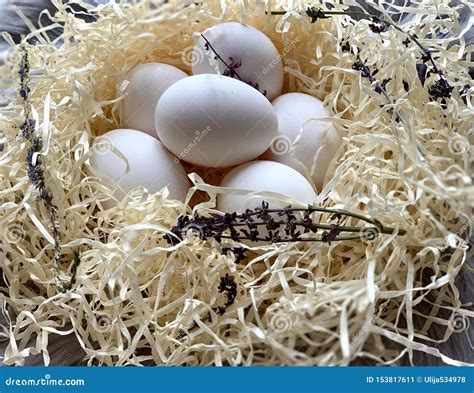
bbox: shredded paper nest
[0,0,473,366]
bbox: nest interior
[0,0,472,366]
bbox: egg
[217,160,317,213]
[192,22,284,100]
[120,63,187,137]
[90,129,189,208]
[155,74,278,168]
[264,93,342,191]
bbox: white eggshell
[192,22,284,100]
[90,129,189,208]
[264,93,342,191]
[155,74,278,168]
[121,63,187,137]
[217,160,317,213]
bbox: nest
[0,0,472,366]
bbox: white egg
[121,63,187,137]
[264,93,342,191]
[90,129,189,208]
[192,22,284,100]
[217,160,317,213]
[155,74,278,168]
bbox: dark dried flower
[305,6,330,23]
[215,273,237,315]
[428,77,454,100]
[21,121,34,139]
[245,80,267,96]
[416,63,429,86]
[351,56,393,103]
[19,88,28,99]
[39,188,52,202]
[460,85,470,105]
[164,225,183,245]
[403,80,410,92]
[375,78,392,94]
[177,272,239,339]
[341,40,351,53]
[352,57,371,79]
[222,247,247,264]
[222,57,242,79]
[421,53,431,63]
[369,23,386,33]
[321,225,341,245]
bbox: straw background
[0,1,474,365]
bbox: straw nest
[0,0,472,366]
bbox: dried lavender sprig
[165,201,406,246]
[271,7,441,72]
[200,34,268,97]
[60,249,81,292]
[18,45,77,292]
[176,273,237,340]
[220,206,384,230]
[270,7,453,99]
[351,56,392,104]
[200,34,243,82]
